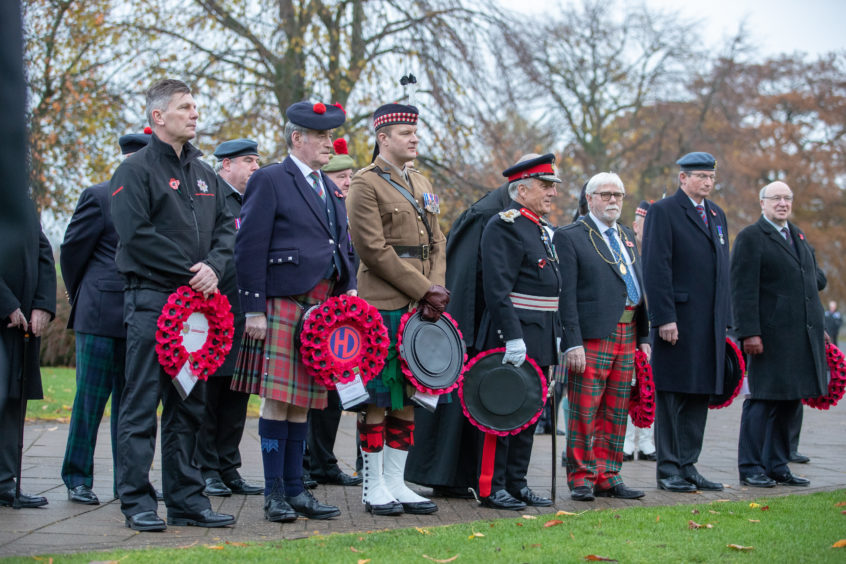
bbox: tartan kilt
[230,280,332,409]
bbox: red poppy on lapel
[625,240,634,247]
[710,209,717,216]
[538,258,547,269]
[799,233,805,240]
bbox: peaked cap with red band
[373,103,418,130]
[286,100,346,130]
[502,153,561,184]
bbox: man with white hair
[553,172,649,501]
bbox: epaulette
[498,209,521,223]
[359,162,378,173]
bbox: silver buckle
[421,245,430,261]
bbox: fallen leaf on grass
[832,539,846,548]
[522,515,537,519]
[358,559,371,564]
[691,509,700,515]
[468,532,485,539]
[350,546,361,553]
[842,510,846,515]
[834,502,846,507]
[556,510,579,516]
[749,503,761,509]
[761,505,770,511]
[415,527,431,535]
[205,545,224,550]
[688,521,713,529]
[544,520,563,528]
[570,532,576,540]
[747,519,760,523]
[516,522,524,527]
[89,561,120,564]
[584,555,617,561]
[422,555,458,563]
[655,515,660,523]
[225,541,247,547]
[531,544,542,548]
[728,544,753,551]
[709,510,720,515]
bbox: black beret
[214,138,259,159]
[373,103,418,130]
[286,101,346,130]
[502,153,561,183]
[676,151,717,171]
[118,128,151,155]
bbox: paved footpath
[1,400,844,557]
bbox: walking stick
[549,367,557,503]
[12,332,30,509]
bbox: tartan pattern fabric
[385,415,414,450]
[364,307,413,409]
[230,280,332,409]
[566,320,635,490]
[61,333,125,489]
[358,421,385,452]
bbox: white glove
[503,338,527,367]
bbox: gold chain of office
[578,219,636,275]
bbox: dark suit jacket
[235,157,355,313]
[731,217,827,400]
[60,182,126,338]
[642,188,731,394]
[214,182,245,377]
[554,216,649,349]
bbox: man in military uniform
[195,139,263,498]
[554,172,649,502]
[641,152,731,493]
[347,103,447,516]
[474,153,562,511]
[732,181,826,488]
[60,130,150,506]
[110,79,236,531]
[233,102,355,523]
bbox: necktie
[781,227,792,244]
[308,171,325,201]
[696,204,708,225]
[606,227,640,304]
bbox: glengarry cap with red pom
[119,126,152,155]
[285,101,346,130]
[323,138,356,172]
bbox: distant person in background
[60,130,150,505]
[824,301,841,345]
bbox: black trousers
[477,421,537,497]
[0,336,22,492]
[738,398,796,477]
[788,401,803,454]
[304,390,343,480]
[117,288,210,518]
[654,391,710,480]
[194,375,249,482]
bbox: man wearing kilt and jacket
[232,102,356,522]
[553,172,650,502]
[346,103,448,516]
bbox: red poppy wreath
[803,342,846,410]
[155,286,234,380]
[629,349,655,428]
[299,294,389,390]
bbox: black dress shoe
[432,486,475,499]
[0,488,48,508]
[657,476,696,492]
[683,472,724,491]
[203,477,232,497]
[400,499,439,514]
[595,483,645,499]
[303,476,318,489]
[286,489,340,519]
[317,472,363,487]
[637,450,657,462]
[125,510,166,531]
[226,478,263,495]
[365,499,404,515]
[513,486,552,507]
[167,508,236,527]
[769,472,810,487]
[571,486,595,502]
[789,452,811,464]
[622,452,634,462]
[68,485,99,505]
[480,489,527,510]
[264,491,298,522]
[739,473,776,488]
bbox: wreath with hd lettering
[629,349,656,428]
[299,294,389,390]
[396,309,467,395]
[155,286,234,380]
[803,342,846,410]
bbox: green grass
[27,367,261,421]
[3,490,845,563]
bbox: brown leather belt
[392,244,430,260]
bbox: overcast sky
[499,0,846,57]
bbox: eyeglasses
[591,191,626,201]
[689,173,716,181]
[762,195,793,202]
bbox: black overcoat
[642,188,731,394]
[731,217,827,400]
[214,183,245,377]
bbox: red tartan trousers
[566,320,635,490]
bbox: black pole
[12,332,29,509]
[549,369,557,503]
